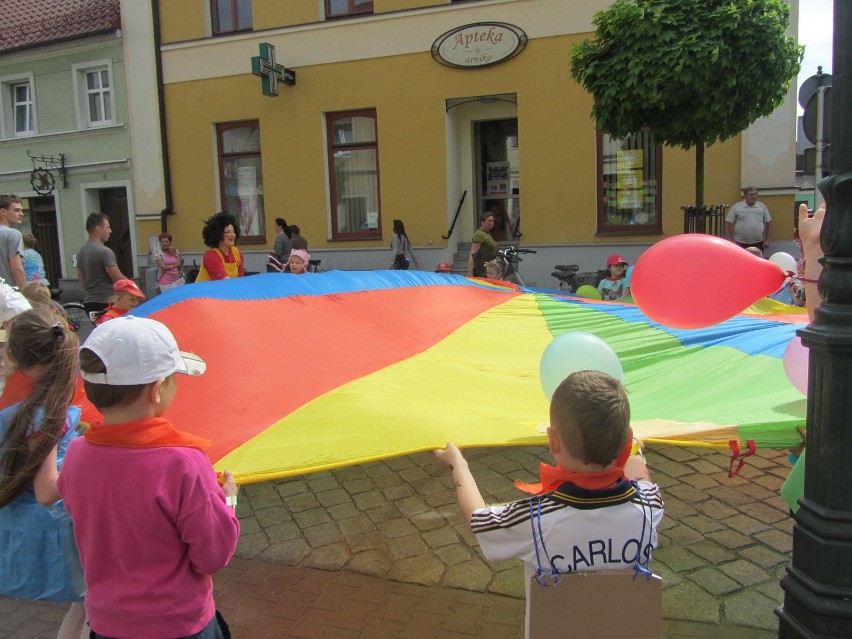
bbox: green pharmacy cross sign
[251,43,295,97]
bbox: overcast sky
[797,0,834,109]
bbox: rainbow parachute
[129,271,807,484]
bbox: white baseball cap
[0,279,31,323]
[81,315,205,385]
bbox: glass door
[475,118,520,241]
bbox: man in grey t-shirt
[77,213,126,314]
[725,187,772,252]
[0,194,27,288]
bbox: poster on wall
[486,162,510,195]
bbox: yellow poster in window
[618,170,643,190]
[617,189,643,209]
[616,150,643,171]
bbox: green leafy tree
[570,0,803,207]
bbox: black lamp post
[777,1,852,636]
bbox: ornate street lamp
[778,1,852,636]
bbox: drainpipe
[151,0,173,234]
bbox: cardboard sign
[529,571,662,638]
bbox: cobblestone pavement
[2,444,793,638]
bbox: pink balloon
[631,234,786,329]
[783,336,809,395]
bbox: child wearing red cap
[597,254,630,301]
[96,279,145,325]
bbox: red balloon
[631,234,786,329]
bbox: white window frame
[72,59,116,129]
[0,72,37,138]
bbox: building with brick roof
[0,0,160,292]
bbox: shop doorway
[98,187,134,277]
[474,118,520,241]
[29,196,62,285]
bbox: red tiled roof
[0,0,121,53]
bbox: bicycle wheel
[62,302,87,332]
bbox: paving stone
[422,525,462,548]
[346,531,386,553]
[662,581,722,623]
[736,483,778,502]
[680,513,727,533]
[260,538,311,565]
[756,577,785,604]
[442,557,493,591]
[248,494,286,511]
[237,515,262,535]
[411,511,451,532]
[364,503,399,524]
[353,489,388,511]
[686,459,728,476]
[293,507,331,528]
[265,521,302,544]
[337,516,377,537]
[346,548,394,577]
[304,542,350,570]
[385,457,416,470]
[722,589,780,631]
[655,460,696,478]
[381,483,414,501]
[696,498,739,520]
[661,496,698,519]
[316,488,352,508]
[371,472,406,490]
[719,559,772,587]
[752,473,785,492]
[398,467,430,483]
[328,502,361,521]
[243,482,277,496]
[411,476,450,497]
[396,496,430,516]
[485,567,526,598]
[435,543,474,566]
[284,491,321,512]
[755,528,794,553]
[720,513,770,535]
[710,486,756,507]
[706,529,754,550]
[377,517,418,539]
[653,545,706,572]
[387,533,429,560]
[255,506,292,527]
[680,472,723,490]
[688,540,736,564]
[687,567,741,596]
[650,471,678,489]
[306,473,339,493]
[660,523,705,546]
[275,479,307,497]
[304,521,345,548]
[345,477,377,494]
[656,447,701,463]
[389,552,446,586]
[664,484,713,505]
[236,532,269,559]
[739,545,790,569]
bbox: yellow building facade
[152,0,799,284]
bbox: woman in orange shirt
[195,212,244,282]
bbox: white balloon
[769,252,797,275]
[539,332,624,400]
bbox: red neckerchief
[0,370,35,410]
[604,275,625,283]
[84,417,210,450]
[515,437,633,495]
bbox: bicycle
[495,246,536,286]
[61,302,103,332]
[550,264,582,292]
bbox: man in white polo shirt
[725,187,772,253]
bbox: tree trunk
[695,141,705,208]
